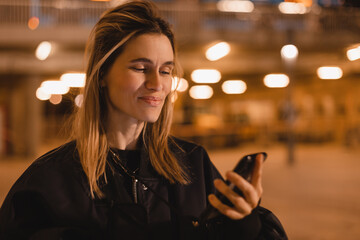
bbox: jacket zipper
[132,176,138,204]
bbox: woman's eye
[131,67,146,72]
[160,70,171,75]
[160,68,173,75]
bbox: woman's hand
[208,153,264,220]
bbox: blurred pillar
[282,31,297,166]
[24,76,42,157]
[9,76,41,158]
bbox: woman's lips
[138,96,163,106]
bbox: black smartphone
[199,152,267,222]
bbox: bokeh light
[40,80,70,95]
[35,87,51,101]
[35,41,52,61]
[278,2,307,14]
[28,16,39,30]
[317,66,343,80]
[206,42,231,61]
[281,44,299,60]
[222,80,247,94]
[264,74,290,88]
[49,94,62,105]
[217,0,254,13]
[74,94,84,108]
[191,69,221,84]
[60,73,86,88]
[189,85,213,99]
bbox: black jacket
[0,138,287,239]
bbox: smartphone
[199,152,267,222]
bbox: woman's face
[104,33,174,123]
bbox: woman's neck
[105,111,144,150]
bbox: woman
[0,1,287,239]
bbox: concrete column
[9,76,42,158]
[24,76,42,157]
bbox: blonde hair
[72,0,189,198]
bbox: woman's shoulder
[169,136,207,154]
[8,141,84,193]
[33,140,78,166]
[169,136,213,167]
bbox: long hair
[72,0,189,198]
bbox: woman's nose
[145,71,162,91]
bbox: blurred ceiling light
[222,80,247,94]
[346,46,360,61]
[36,87,51,101]
[49,95,62,105]
[191,69,221,84]
[172,77,189,92]
[189,85,213,100]
[206,42,231,61]
[35,41,52,61]
[264,74,289,88]
[28,16,39,30]
[317,66,343,80]
[40,80,70,95]
[217,0,255,13]
[281,44,299,60]
[60,73,86,88]
[278,2,307,14]
[74,94,84,108]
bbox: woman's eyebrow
[129,58,174,66]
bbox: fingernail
[208,194,215,201]
[226,171,236,178]
[214,179,221,186]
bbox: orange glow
[285,0,312,7]
[28,16,39,30]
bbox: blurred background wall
[1,0,360,157]
[0,0,360,239]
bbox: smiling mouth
[138,96,163,106]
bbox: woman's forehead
[118,33,174,63]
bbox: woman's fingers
[225,172,260,209]
[251,153,264,196]
[212,178,255,218]
[208,194,250,220]
[209,154,265,219]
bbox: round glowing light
[217,0,254,13]
[74,94,84,108]
[35,41,52,61]
[346,47,360,61]
[28,16,40,30]
[40,80,70,95]
[189,85,213,99]
[281,44,299,60]
[60,73,86,88]
[36,87,51,101]
[222,80,247,94]
[317,66,343,80]
[172,77,189,92]
[278,2,307,14]
[264,74,289,88]
[206,42,231,61]
[49,95,62,105]
[191,69,221,84]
